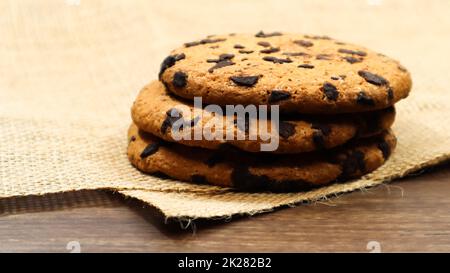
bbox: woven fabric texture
[1,0,449,219]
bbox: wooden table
[1,164,449,253]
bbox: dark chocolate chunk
[260,47,280,54]
[356,91,376,106]
[298,64,314,69]
[158,53,185,79]
[338,48,367,56]
[311,123,331,136]
[321,82,339,101]
[316,54,332,60]
[129,135,136,142]
[378,140,391,159]
[230,75,259,87]
[140,143,160,159]
[331,76,340,80]
[305,35,331,40]
[191,175,208,184]
[234,44,245,49]
[268,90,291,103]
[172,71,188,88]
[255,31,282,38]
[294,40,314,47]
[341,150,366,177]
[205,153,225,167]
[263,56,292,64]
[184,41,200,47]
[161,108,183,134]
[312,131,326,149]
[311,123,331,150]
[239,49,254,54]
[342,56,362,64]
[185,38,226,47]
[282,52,310,57]
[278,121,296,139]
[358,70,389,86]
[207,53,235,63]
[257,41,271,47]
[208,60,235,73]
[387,87,394,100]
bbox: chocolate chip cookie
[127,123,397,191]
[159,32,412,114]
[132,81,395,153]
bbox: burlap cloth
[1,0,449,220]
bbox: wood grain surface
[1,164,449,253]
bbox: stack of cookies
[128,32,412,192]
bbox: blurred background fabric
[1,0,449,219]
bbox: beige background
[1,0,449,219]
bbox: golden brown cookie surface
[159,32,412,114]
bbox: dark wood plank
[0,164,449,252]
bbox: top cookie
[159,32,412,114]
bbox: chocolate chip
[263,56,292,64]
[356,91,375,106]
[260,47,280,54]
[311,123,331,150]
[140,143,160,159]
[231,165,267,191]
[234,44,245,49]
[331,76,340,80]
[205,153,225,167]
[338,48,367,56]
[191,175,208,184]
[311,123,331,136]
[172,71,188,88]
[378,140,391,159]
[129,136,136,142]
[312,131,325,149]
[282,52,310,57]
[342,56,362,64]
[161,108,183,134]
[294,40,314,47]
[341,150,366,177]
[305,35,332,40]
[387,87,394,100]
[184,41,200,47]
[239,49,254,54]
[208,53,235,62]
[268,90,291,103]
[358,70,389,86]
[278,122,296,139]
[298,64,314,69]
[184,38,226,47]
[255,31,282,38]
[230,75,259,87]
[208,60,235,73]
[257,41,271,47]
[158,53,185,79]
[321,82,339,101]
[316,54,332,60]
